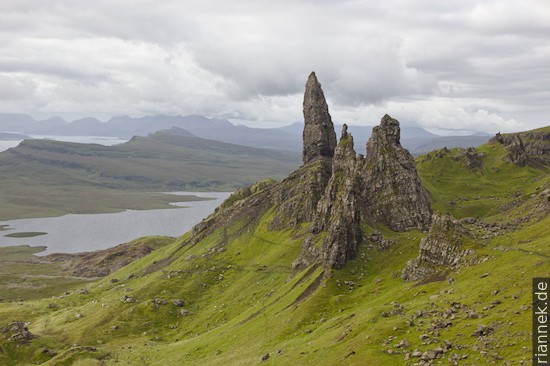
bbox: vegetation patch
[4,231,47,238]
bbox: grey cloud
[0,74,36,100]
[0,0,548,132]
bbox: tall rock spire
[302,72,337,164]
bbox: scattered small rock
[172,299,185,307]
[472,324,493,337]
[261,353,270,361]
[396,339,410,348]
[123,295,134,303]
[421,350,437,361]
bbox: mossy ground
[0,141,548,365]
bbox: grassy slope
[0,246,94,302]
[0,133,300,220]
[0,237,176,303]
[0,140,548,365]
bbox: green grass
[417,143,548,218]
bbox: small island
[4,232,48,238]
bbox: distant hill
[276,122,488,155]
[0,113,301,152]
[0,113,489,154]
[0,132,30,140]
[0,130,300,220]
[0,113,38,132]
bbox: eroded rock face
[498,133,529,166]
[302,72,337,164]
[294,125,363,269]
[362,114,432,231]
[269,160,332,230]
[491,130,550,166]
[402,214,475,281]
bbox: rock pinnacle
[302,72,337,164]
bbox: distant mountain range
[0,113,491,155]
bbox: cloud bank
[0,0,549,132]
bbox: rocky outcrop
[1,321,37,342]
[491,133,528,166]
[491,129,550,166]
[302,72,337,164]
[457,147,485,169]
[294,125,363,269]
[362,115,432,231]
[503,134,529,166]
[402,214,475,281]
[189,74,434,272]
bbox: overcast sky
[0,0,549,132]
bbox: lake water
[0,140,21,152]
[0,192,231,255]
[0,135,128,152]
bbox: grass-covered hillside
[0,130,300,220]
[0,133,548,366]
